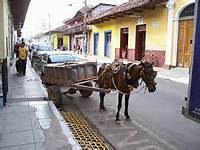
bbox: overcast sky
[22,0,128,38]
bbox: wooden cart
[42,61,110,105]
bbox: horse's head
[140,62,157,92]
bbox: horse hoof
[102,107,107,111]
[99,107,107,111]
[126,116,131,120]
[115,118,120,121]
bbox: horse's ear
[151,61,154,66]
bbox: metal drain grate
[60,111,109,150]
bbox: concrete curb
[48,101,81,150]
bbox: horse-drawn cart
[42,61,110,105]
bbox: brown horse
[97,60,157,121]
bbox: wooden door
[135,25,146,61]
[177,20,194,67]
[120,28,128,58]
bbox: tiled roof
[50,25,65,33]
[63,3,115,34]
[87,0,167,24]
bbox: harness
[111,64,144,95]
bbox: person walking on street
[18,42,28,75]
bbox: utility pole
[83,0,87,56]
[48,13,51,45]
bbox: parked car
[32,44,53,57]
[46,53,78,63]
[31,44,54,70]
[31,44,54,64]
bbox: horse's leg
[116,93,123,121]
[124,94,130,119]
[99,92,106,111]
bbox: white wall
[0,0,12,59]
[0,0,5,58]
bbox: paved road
[62,77,200,150]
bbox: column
[165,0,175,68]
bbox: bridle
[141,67,157,88]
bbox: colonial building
[63,3,115,54]
[51,25,68,50]
[32,25,69,50]
[31,33,51,45]
[87,0,195,68]
[0,0,30,60]
[0,0,30,105]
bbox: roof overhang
[8,0,31,30]
[87,0,167,25]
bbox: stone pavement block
[0,130,34,148]
[29,101,48,105]
[4,117,32,133]
[30,108,54,119]
[0,121,4,132]
[31,118,52,130]
[30,118,41,130]
[4,112,30,121]
[35,143,73,150]
[6,105,29,114]
[5,101,29,106]
[0,108,6,120]
[37,118,52,129]
[35,143,45,150]
[1,144,35,150]
[33,129,46,143]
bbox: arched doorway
[177,3,195,67]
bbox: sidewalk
[155,67,189,84]
[75,53,189,84]
[0,60,80,150]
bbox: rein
[112,77,147,95]
[111,66,145,95]
[112,77,129,95]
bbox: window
[180,4,195,18]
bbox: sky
[22,0,128,38]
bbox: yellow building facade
[52,33,69,50]
[89,0,195,68]
[171,0,195,67]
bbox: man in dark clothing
[14,42,20,58]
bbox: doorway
[69,35,72,50]
[104,31,112,57]
[177,4,194,67]
[94,33,99,55]
[135,25,146,61]
[57,37,63,49]
[120,27,128,59]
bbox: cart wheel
[48,86,63,106]
[79,82,93,97]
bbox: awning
[8,0,31,30]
